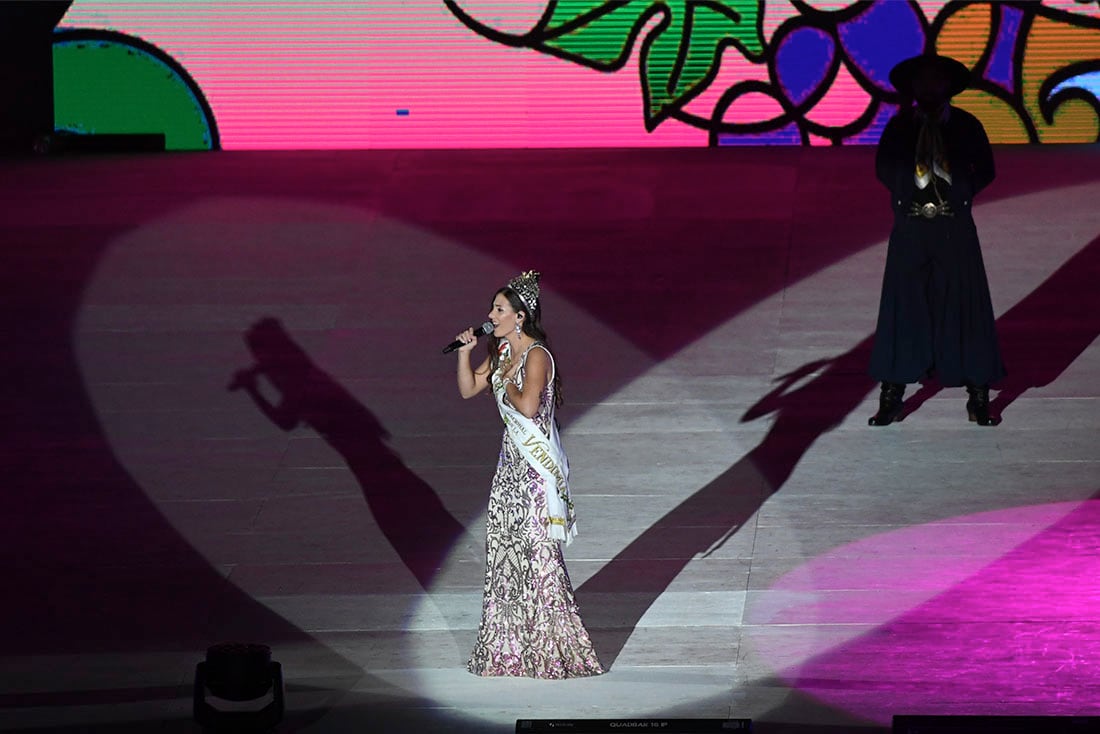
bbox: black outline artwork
[443,0,1100,146]
[53,27,221,150]
[444,0,767,131]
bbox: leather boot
[868,382,905,426]
[966,384,996,426]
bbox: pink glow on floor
[763,500,1100,722]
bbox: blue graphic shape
[838,0,925,92]
[775,26,836,107]
[1050,70,1100,104]
[985,4,1023,93]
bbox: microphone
[442,321,494,354]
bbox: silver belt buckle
[920,202,938,219]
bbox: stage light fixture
[193,642,284,733]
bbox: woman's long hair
[484,287,563,407]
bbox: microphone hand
[444,322,494,354]
[456,327,478,353]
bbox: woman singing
[454,270,603,678]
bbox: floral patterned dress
[467,343,604,678]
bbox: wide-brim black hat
[889,53,971,98]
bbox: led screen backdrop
[55,1,1100,150]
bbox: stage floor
[1,145,1099,733]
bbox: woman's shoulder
[521,342,555,382]
[523,342,553,364]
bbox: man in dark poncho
[868,53,1005,427]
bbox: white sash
[493,343,577,545]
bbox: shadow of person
[229,317,468,589]
[892,232,1100,421]
[227,318,879,672]
[579,338,876,667]
[579,225,1100,692]
[988,232,1100,415]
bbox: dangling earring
[515,321,522,336]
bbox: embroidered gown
[467,343,604,678]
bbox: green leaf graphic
[537,1,765,128]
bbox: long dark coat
[869,105,1006,387]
